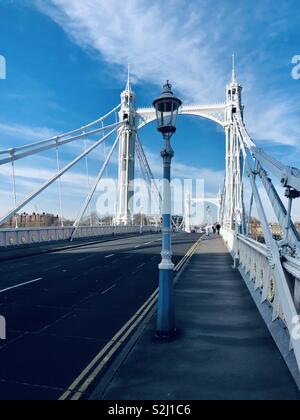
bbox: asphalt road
[0,232,199,400]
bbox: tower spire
[126,63,132,93]
[232,54,237,84]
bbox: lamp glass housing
[153,83,182,134]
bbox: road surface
[0,232,199,400]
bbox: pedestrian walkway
[92,236,300,400]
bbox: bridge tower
[223,57,246,233]
[115,70,137,225]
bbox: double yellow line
[174,236,203,273]
[59,287,158,400]
[59,236,202,401]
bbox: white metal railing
[0,225,155,248]
[222,229,300,314]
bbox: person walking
[205,225,210,237]
[216,223,221,235]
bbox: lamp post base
[156,267,175,334]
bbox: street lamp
[153,81,182,337]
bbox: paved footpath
[93,236,300,401]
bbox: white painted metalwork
[0,225,154,247]
[0,124,124,227]
[10,150,18,229]
[71,131,122,241]
[219,64,300,374]
[55,143,64,228]
[0,121,122,166]
[0,64,300,377]
[115,72,137,225]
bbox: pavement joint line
[59,235,201,401]
[0,277,43,294]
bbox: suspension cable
[0,121,122,166]
[102,120,108,178]
[83,130,92,227]
[71,130,122,241]
[0,103,122,156]
[136,132,178,227]
[0,123,124,228]
[136,145,151,217]
[55,140,64,227]
[10,150,18,228]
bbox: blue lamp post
[153,82,182,337]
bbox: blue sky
[0,0,299,221]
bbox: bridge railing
[222,228,300,381]
[222,229,300,317]
[0,225,155,248]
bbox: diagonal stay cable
[0,103,122,156]
[0,122,122,166]
[0,123,124,227]
[70,130,122,241]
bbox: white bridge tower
[222,57,246,233]
[115,72,137,225]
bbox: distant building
[0,213,73,228]
[249,219,284,242]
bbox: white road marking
[105,254,115,259]
[0,278,43,294]
[101,284,117,295]
[137,263,146,270]
[125,254,134,260]
[131,263,146,275]
[78,256,92,263]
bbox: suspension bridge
[0,64,300,400]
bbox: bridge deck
[94,236,300,400]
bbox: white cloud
[34,0,300,149]
[245,96,300,147]
[0,122,57,146]
[1,0,299,221]
[35,0,226,103]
